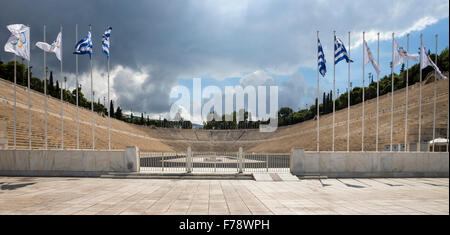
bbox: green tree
[115,106,123,120]
[56,80,60,98]
[48,71,54,97]
[109,100,114,117]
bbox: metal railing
[243,153,290,173]
[140,152,187,173]
[190,152,240,173]
[139,149,290,173]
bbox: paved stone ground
[0,177,448,215]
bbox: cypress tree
[329,90,333,113]
[56,80,60,98]
[115,106,122,120]
[109,100,114,117]
[315,98,318,115]
[48,71,54,97]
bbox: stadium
[0,0,449,217]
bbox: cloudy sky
[0,0,448,123]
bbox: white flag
[36,32,62,61]
[420,42,448,79]
[420,42,432,70]
[393,40,418,67]
[363,41,380,75]
[4,24,30,61]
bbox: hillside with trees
[0,60,192,129]
[1,47,447,130]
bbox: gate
[191,152,240,173]
[242,153,290,173]
[140,152,187,173]
[140,149,290,173]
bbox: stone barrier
[0,146,139,177]
[0,120,7,150]
[290,149,449,178]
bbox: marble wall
[291,150,449,178]
[0,120,7,150]
[0,146,139,176]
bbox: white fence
[139,149,290,173]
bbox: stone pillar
[187,146,192,173]
[238,147,243,173]
[0,120,7,150]
[290,148,305,176]
[125,146,139,172]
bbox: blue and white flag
[334,36,353,64]
[73,31,93,58]
[102,26,112,57]
[318,38,326,77]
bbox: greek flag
[334,36,353,64]
[318,38,326,77]
[73,31,93,58]
[102,26,112,57]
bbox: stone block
[125,146,139,172]
[14,150,30,171]
[94,151,111,172]
[290,148,305,175]
[30,150,55,171]
[110,151,126,172]
[0,150,15,170]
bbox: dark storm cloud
[0,0,448,114]
[0,0,307,114]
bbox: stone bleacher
[247,76,449,152]
[0,78,174,152]
[0,75,448,153]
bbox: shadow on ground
[1,183,35,190]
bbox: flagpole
[362,31,365,152]
[60,24,64,149]
[418,34,423,152]
[27,24,31,150]
[316,30,320,152]
[390,32,394,152]
[432,34,438,152]
[376,32,380,152]
[332,30,336,152]
[404,34,409,152]
[108,26,111,150]
[445,89,450,153]
[43,24,48,150]
[13,54,16,149]
[108,58,111,149]
[347,31,350,152]
[76,24,79,149]
[90,24,95,150]
[28,57,31,149]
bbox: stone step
[277,173,300,181]
[100,172,254,180]
[253,173,300,181]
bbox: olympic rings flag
[4,24,30,61]
[36,32,62,61]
